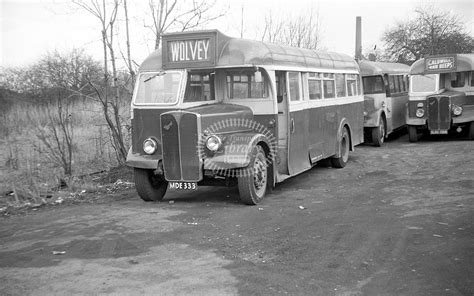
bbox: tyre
[408,125,418,142]
[468,122,474,140]
[238,145,268,205]
[372,116,386,147]
[331,127,350,168]
[134,168,168,201]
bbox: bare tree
[260,13,285,44]
[147,0,226,50]
[382,4,474,63]
[261,7,321,50]
[35,98,74,175]
[122,0,136,88]
[73,0,129,164]
[4,49,102,175]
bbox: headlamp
[143,138,158,155]
[205,135,222,152]
[416,108,425,118]
[452,105,463,116]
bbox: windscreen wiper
[144,71,166,82]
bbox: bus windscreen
[362,76,384,94]
[411,74,438,93]
[134,72,182,104]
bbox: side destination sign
[162,31,217,69]
[424,55,457,73]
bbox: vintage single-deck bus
[359,60,410,146]
[126,30,364,205]
[407,53,474,141]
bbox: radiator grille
[161,112,201,181]
[427,96,451,131]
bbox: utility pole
[240,4,244,38]
[355,16,362,61]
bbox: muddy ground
[0,133,473,295]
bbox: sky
[1,0,473,68]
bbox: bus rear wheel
[372,116,386,147]
[408,125,418,142]
[238,145,267,205]
[134,168,168,201]
[331,127,350,168]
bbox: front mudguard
[405,102,426,126]
[453,105,474,124]
[364,109,383,128]
[203,133,273,170]
[334,119,354,159]
[125,148,160,169]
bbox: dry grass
[0,98,131,208]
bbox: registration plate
[430,130,448,135]
[168,182,197,190]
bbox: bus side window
[323,73,335,99]
[451,72,466,88]
[439,74,446,89]
[346,74,357,96]
[308,73,322,100]
[389,75,396,95]
[276,72,287,103]
[383,74,390,97]
[397,75,405,93]
[288,72,301,101]
[335,74,346,98]
[250,71,268,98]
[393,75,400,93]
[184,73,214,102]
[301,73,309,101]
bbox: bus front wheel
[372,116,386,147]
[408,125,418,142]
[134,168,168,201]
[331,127,350,168]
[238,145,267,205]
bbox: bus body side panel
[390,92,409,132]
[288,109,311,175]
[310,100,364,159]
[351,100,365,146]
[307,107,326,163]
[286,99,364,174]
[321,106,339,157]
[334,100,364,150]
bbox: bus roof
[140,30,359,72]
[410,53,474,75]
[358,60,410,76]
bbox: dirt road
[1,133,473,295]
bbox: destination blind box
[162,30,230,70]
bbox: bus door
[287,72,311,175]
[383,74,394,129]
[390,75,409,130]
[276,71,289,175]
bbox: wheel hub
[253,158,266,190]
